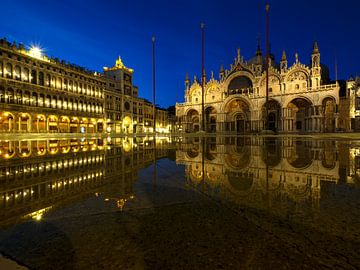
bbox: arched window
[0,62,3,77]
[5,63,12,78]
[45,95,51,108]
[16,90,22,104]
[46,74,51,87]
[32,92,38,106]
[14,66,21,80]
[0,86,5,103]
[24,91,30,105]
[64,79,68,90]
[39,94,44,107]
[57,77,62,89]
[31,70,37,84]
[7,88,14,103]
[39,71,44,86]
[23,68,29,82]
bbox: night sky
[1,0,359,108]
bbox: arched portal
[34,114,46,132]
[186,109,200,133]
[59,116,70,133]
[0,112,15,132]
[287,98,313,132]
[18,113,31,132]
[224,98,251,133]
[228,76,253,95]
[322,97,336,132]
[262,100,281,131]
[48,115,58,132]
[70,117,79,133]
[205,106,216,133]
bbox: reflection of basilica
[176,43,351,133]
[176,137,345,210]
[0,137,171,227]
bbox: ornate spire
[211,70,214,80]
[237,48,241,62]
[185,72,189,81]
[256,35,262,56]
[220,64,224,73]
[313,41,319,54]
[280,50,287,72]
[295,52,299,63]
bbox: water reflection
[176,137,360,240]
[0,137,172,227]
[1,135,360,235]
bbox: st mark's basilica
[176,42,359,133]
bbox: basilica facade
[176,42,342,133]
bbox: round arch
[205,106,217,133]
[322,96,336,132]
[222,97,251,133]
[185,109,200,133]
[286,97,314,132]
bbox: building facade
[0,39,105,134]
[176,42,343,133]
[0,38,172,135]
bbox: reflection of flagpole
[152,35,156,134]
[153,139,157,190]
[265,3,270,131]
[201,23,205,132]
[152,35,157,190]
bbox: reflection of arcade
[0,137,174,227]
[177,137,340,211]
[0,138,106,227]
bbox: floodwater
[0,136,360,269]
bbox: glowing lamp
[29,46,43,59]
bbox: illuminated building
[340,76,360,131]
[176,42,345,133]
[104,57,173,134]
[0,39,105,133]
[0,38,173,135]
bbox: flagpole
[265,3,270,131]
[201,22,205,132]
[152,35,156,134]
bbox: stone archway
[228,76,253,95]
[205,106,216,133]
[0,112,15,132]
[18,113,31,132]
[322,97,336,132]
[186,109,200,133]
[262,99,281,132]
[224,98,251,133]
[287,98,313,132]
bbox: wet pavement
[1,136,360,269]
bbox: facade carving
[176,42,344,133]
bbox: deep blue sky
[1,0,359,107]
